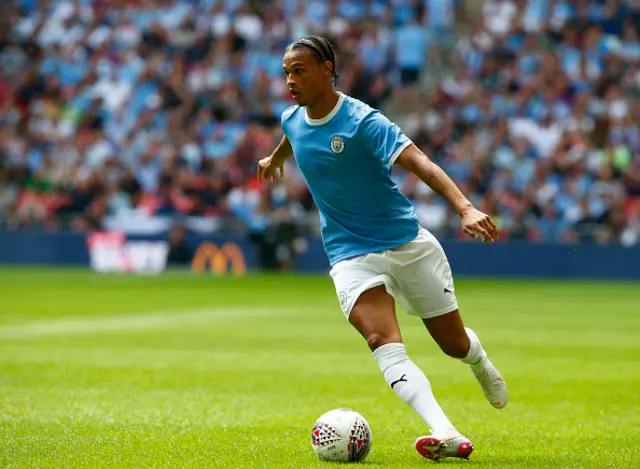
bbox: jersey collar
[305,92,345,126]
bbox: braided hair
[287,35,339,86]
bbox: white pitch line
[0,307,293,340]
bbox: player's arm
[360,111,497,242]
[396,144,498,243]
[271,134,294,166]
[258,134,293,183]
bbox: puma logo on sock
[390,374,408,389]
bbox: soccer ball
[311,408,372,463]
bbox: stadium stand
[0,0,638,246]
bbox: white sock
[461,327,487,373]
[373,342,458,437]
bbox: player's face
[282,48,329,106]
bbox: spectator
[167,224,193,266]
[0,0,637,248]
[394,15,431,109]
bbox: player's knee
[439,336,470,359]
[366,333,401,352]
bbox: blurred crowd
[0,0,639,247]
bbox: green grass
[1,268,639,468]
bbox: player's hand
[257,156,284,184]
[460,207,498,243]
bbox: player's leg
[423,310,508,409]
[353,293,475,461]
[347,285,464,441]
[330,259,462,431]
[390,228,508,410]
[330,253,473,460]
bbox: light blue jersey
[281,93,420,266]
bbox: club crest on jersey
[330,135,345,155]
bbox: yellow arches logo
[191,242,246,276]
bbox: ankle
[460,327,485,365]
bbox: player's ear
[324,61,333,79]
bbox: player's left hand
[460,207,498,243]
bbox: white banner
[87,231,169,274]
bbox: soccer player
[258,36,508,461]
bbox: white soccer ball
[311,408,372,463]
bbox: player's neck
[306,89,340,121]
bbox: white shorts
[330,228,458,319]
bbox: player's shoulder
[341,94,393,134]
[280,104,303,126]
[341,94,378,124]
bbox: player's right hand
[257,156,284,184]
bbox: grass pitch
[1,268,639,468]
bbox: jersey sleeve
[280,105,297,137]
[360,111,413,166]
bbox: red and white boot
[415,434,474,461]
[472,357,508,409]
